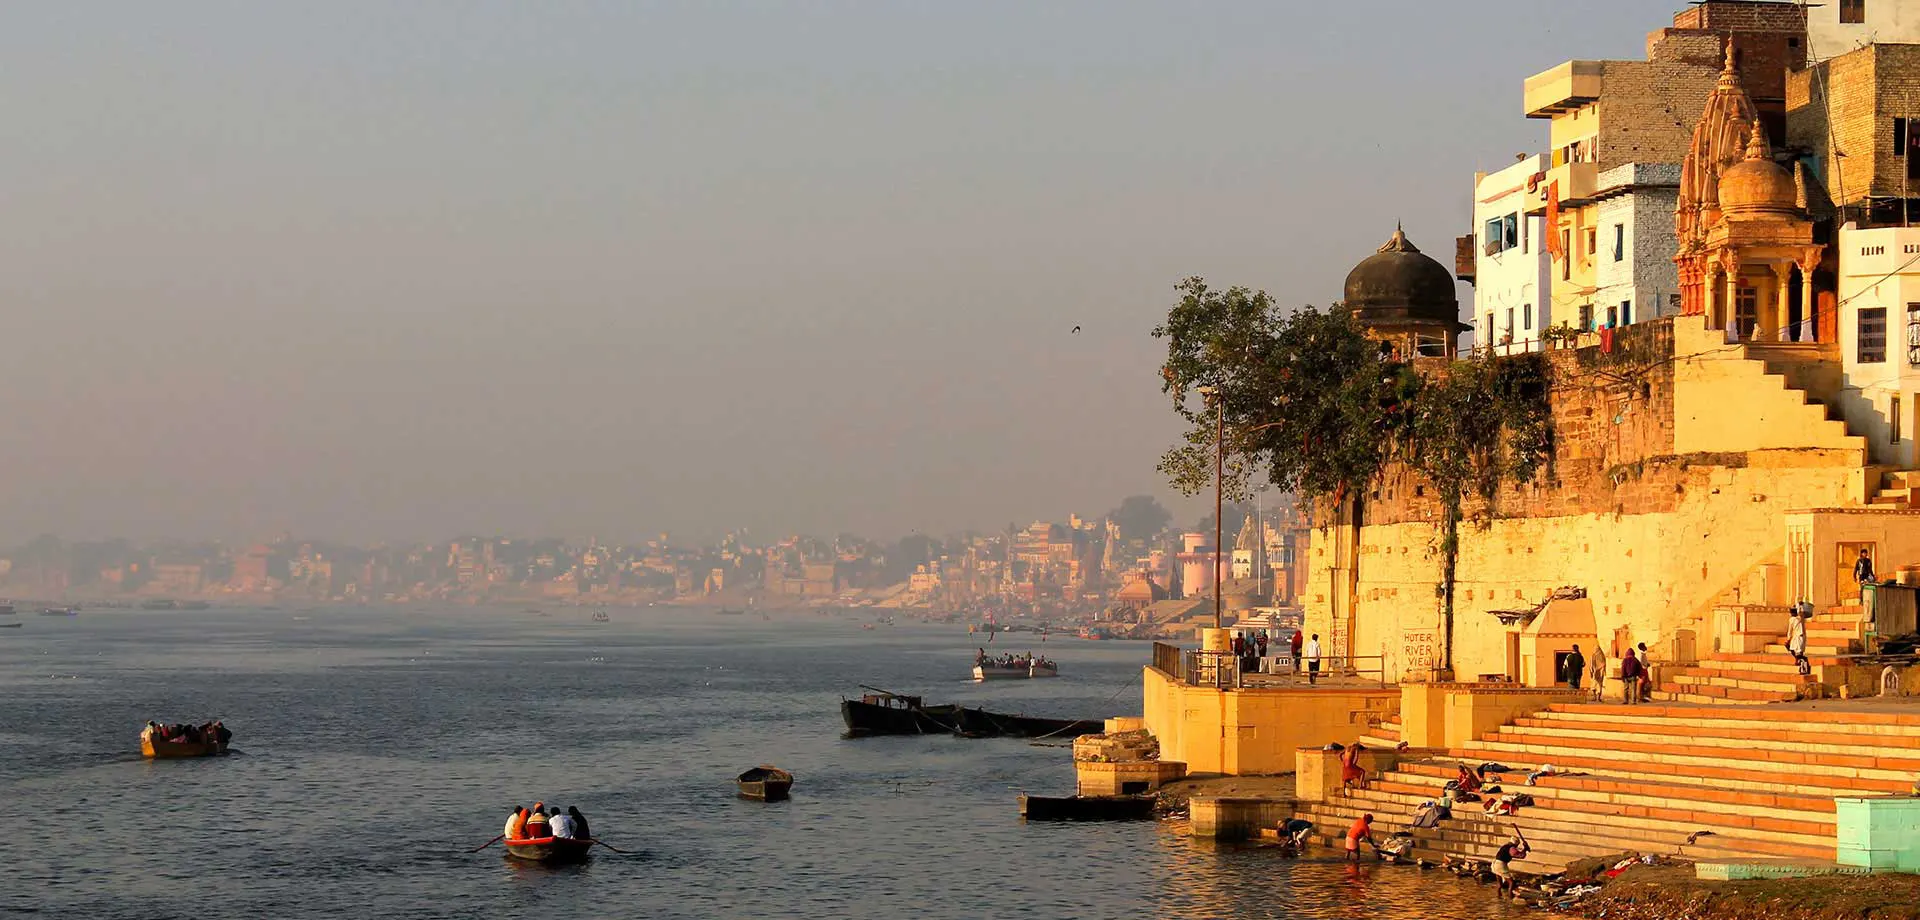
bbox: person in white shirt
[1304,634,1323,685]
[548,808,577,840]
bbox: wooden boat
[1019,794,1156,821]
[142,736,228,758]
[951,707,1105,739]
[839,691,963,737]
[503,835,593,864]
[0,622,20,629]
[972,655,1058,680]
[737,765,793,801]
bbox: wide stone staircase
[1655,605,1867,704]
[1298,700,1920,873]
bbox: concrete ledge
[1190,796,1296,841]
[1074,759,1186,796]
[1697,860,1874,881]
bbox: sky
[0,0,1688,545]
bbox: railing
[1151,642,1186,681]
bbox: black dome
[1342,227,1461,329]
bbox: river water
[0,607,1521,919]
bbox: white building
[1592,163,1683,330]
[1809,0,1920,59]
[1471,154,1552,354]
[1836,223,1920,466]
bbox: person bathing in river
[1344,814,1375,863]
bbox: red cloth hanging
[1600,326,1616,353]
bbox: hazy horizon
[3,1,1683,546]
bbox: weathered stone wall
[1596,60,1720,172]
[1304,316,1871,682]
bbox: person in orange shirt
[1344,814,1374,862]
[504,807,528,841]
[524,803,551,839]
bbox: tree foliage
[1154,277,1410,506]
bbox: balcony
[1455,234,1476,283]
[1523,161,1600,213]
[1524,61,1603,119]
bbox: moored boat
[951,708,1105,739]
[503,835,593,864]
[40,606,78,616]
[840,691,962,737]
[737,765,793,801]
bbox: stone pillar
[1800,262,1819,341]
[1772,263,1794,341]
[1724,269,1740,339]
[1712,263,1728,328]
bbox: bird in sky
[1071,325,1082,334]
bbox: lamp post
[1197,386,1224,630]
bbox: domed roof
[1342,227,1461,329]
[1717,120,1798,217]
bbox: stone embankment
[1569,863,1920,920]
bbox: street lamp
[1197,385,1224,630]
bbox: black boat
[840,691,964,737]
[840,687,1104,740]
[1019,794,1157,821]
[952,707,1105,740]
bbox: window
[1621,300,1633,325]
[1842,0,1867,25]
[1613,224,1625,262]
[1561,230,1572,280]
[1578,304,1594,331]
[1909,303,1920,365]
[1736,286,1759,337]
[1896,395,1905,444]
[1523,303,1534,330]
[1482,213,1520,255]
[1861,307,1888,363]
[1505,308,1515,341]
[1896,117,1907,157]
[1586,228,1598,257]
[1486,314,1495,343]
[1522,218,1529,254]
[1606,305,1619,327]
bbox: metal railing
[1151,642,1186,681]
[1149,643,1391,688]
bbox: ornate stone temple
[1676,46,1821,341]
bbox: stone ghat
[1297,700,1920,872]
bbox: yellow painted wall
[1306,460,1858,683]
[1141,666,1397,775]
[1672,319,1869,456]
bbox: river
[0,606,1521,919]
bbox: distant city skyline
[1,1,1683,545]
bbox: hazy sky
[1,1,1684,545]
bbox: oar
[466,834,504,853]
[589,838,631,854]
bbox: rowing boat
[737,765,793,801]
[141,737,228,758]
[503,835,593,864]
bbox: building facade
[1470,155,1552,353]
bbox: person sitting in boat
[140,721,160,743]
[524,803,550,839]
[548,806,576,840]
[210,721,232,745]
[567,806,590,840]
[505,807,528,841]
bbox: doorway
[1505,632,1521,683]
[1838,542,1876,604]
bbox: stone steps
[1465,736,1918,791]
[1494,721,1920,776]
[1397,760,1837,818]
[1538,706,1920,742]
[1543,706,1920,741]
